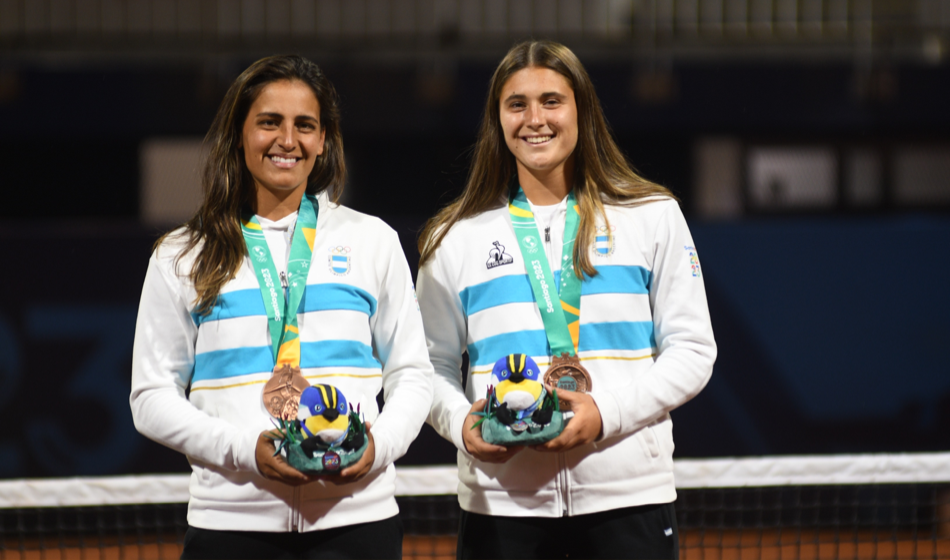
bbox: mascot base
[282,412,368,474]
[481,410,565,446]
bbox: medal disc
[543,353,592,412]
[263,364,310,420]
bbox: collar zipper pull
[544,227,551,242]
[279,271,289,289]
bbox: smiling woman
[129,55,432,559]
[416,40,717,560]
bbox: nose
[323,408,340,422]
[510,370,525,383]
[277,122,296,149]
[526,103,543,129]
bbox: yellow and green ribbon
[508,187,582,356]
[241,194,318,366]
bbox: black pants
[180,515,403,560]
[457,503,679,560]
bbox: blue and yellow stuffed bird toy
[298,384,352,448]
[273,384,368,474]
[476,353,565,446]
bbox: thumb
[547,384,580,401]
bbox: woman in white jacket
[416,41,716,559]
[130,55,432,559]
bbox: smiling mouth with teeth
[525,136,553,144]
[269,155,299,163]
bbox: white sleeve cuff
[590,390,623,441]
[449,402,473,454]
[234,429,264,475]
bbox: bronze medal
[262,363,310,420]
[543,353,592,412]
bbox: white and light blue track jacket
[418,196,716,518]
[130,193,433,532]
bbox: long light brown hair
[418,40,674,277]
[161,54,346,314]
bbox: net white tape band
[2,452,949,509]
[674,452,950,489]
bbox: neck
[254,184,306,221]
[516,160,573,205]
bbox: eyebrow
[255,112,319,123]
[503,92,567,103]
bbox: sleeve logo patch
[685,245,701,277]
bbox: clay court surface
[5,531,948,560]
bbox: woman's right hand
[461,400,523,463]
[255,430,315,486]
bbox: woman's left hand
[327,422,376,485]
[533,388,602,453]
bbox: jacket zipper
[557,452,570,516]
[545,211,569,516]
[291,486,301,531]
[280,271,290,301]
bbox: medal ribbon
[508,187,582,356]
[241,194,318,366]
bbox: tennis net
[1,453,947,559]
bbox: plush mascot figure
[491,353,552,427]
[297,384,358,454]
[274,384,368,474]
[477,354,565,446]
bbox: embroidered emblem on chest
[594,225,616,257]
[486,241,514,269]
[685,245,701,277]
[329,246,351,276]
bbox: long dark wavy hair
[161,54,346,314]
[418,40,674,277]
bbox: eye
[314,404,324,413]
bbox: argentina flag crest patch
[329,246,351,275]
[594,225,615,257]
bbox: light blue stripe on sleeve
[300,283,377,316]
[192,289,264,326]
[193,346,273,381]
[583,265,651,295]
[467,329,550,368]
[578,321,655,352]
[301,340,381,369]
[459,274,534,316]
